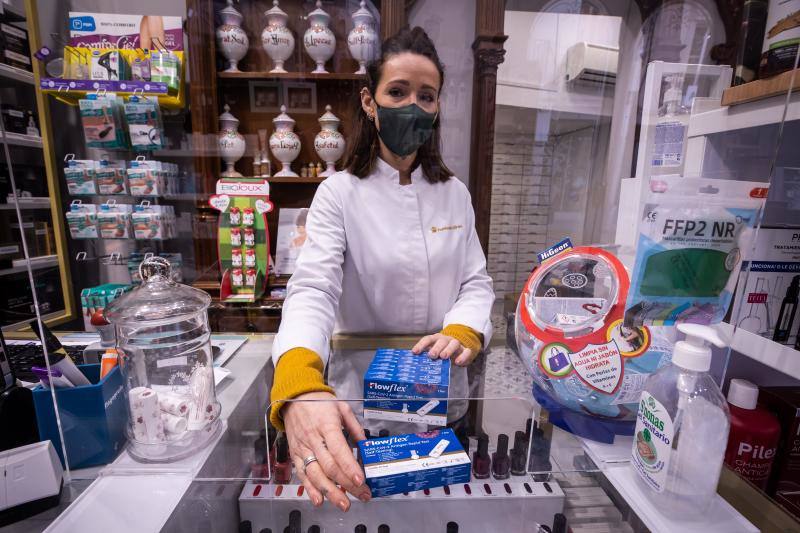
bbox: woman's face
[362,52,441,118]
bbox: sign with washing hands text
[568,340,623,394]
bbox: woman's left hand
[412,333,477,367]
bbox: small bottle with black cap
[511,430,528,476]
[354,525,367,533]
[552,513,568,533]
[472,434,491,479]
[273,434,292,484]
[492,434,511,480]
[378,525,390,533]
[283,510,301,533]
[446,521,459,532]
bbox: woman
[270,27,494,511]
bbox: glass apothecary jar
[105,257,221,462]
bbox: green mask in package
[640,248,730,297]
[624,178,763,327]
[376,103,437,157]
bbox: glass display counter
[0,0,799,532]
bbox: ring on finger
[302,454,318,475]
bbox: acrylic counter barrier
[0,333,792,533]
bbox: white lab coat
[272,158,495,424]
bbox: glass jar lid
[105,257,211,324]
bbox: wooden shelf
[267,176,326,184]
[0,62,33,84]
[218,71,366,81]
[722,68,800,106]
[3,131,42,148]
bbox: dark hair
[342,26,453,183]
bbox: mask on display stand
[514,241,675,443]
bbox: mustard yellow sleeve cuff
[269,347,334,431]
[442,324,483,353]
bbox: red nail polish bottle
[472,434,491,479]
[273,434,292,484]
[492,434,510,480]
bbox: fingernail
[353,474,364,485]
[339,501,349,512]
[359,493,370,502]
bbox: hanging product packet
[124,96,165,151]
[97,201,133,239]
[63,157,97,195]
[66,200,98,239]
[625,177,768,326]
[78,94,128,149]
[95,159,128,195]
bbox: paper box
[358,428,471,497]
[363,348,449,426]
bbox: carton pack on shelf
[0,22,31,72]
[732,228,800,345]
[363,348,450,426]
[357,428,471,497]
[760,387,800,515]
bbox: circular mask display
[515,247,673,422]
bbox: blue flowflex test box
[358,428,471,497]
[363,348,450,426]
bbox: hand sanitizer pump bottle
[651,73,691,177]
[631,323,730,518]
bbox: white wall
[408,0,475,186]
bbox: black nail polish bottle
[355,525,367,533]
[378,525,390,533]
[239,521,252,533]
[285,509,301,533]
[511,430,527,476]
[530,421,552,481]
[472,434,491,479]
[307,526,320,533]
[446,522,459,533]
[552,513,568,533]
[379,429,389,438]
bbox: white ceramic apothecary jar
[261,0,294,74]
[303,1,335,74]
[314,105,345,177]
[216,0,249,73]
[218,104,246,177]
[347,0,378,74]
[105,257,221,463]
[269,105,301,177]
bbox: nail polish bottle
[379,429,389,438]
[525,418,532,439]
[307,526,320,533]
[446,522,459,533]
[472,434,491,479]
[530,422,552,482]
[273,434,292,484]
[492,434,511,480]
[252,430,268,478]
[552,513,568,533]
[354,525,367,533]
[285,510,301,533]
[378,525,390,533]
[259,529,272,533]
[239,521,252,533]
[511,430,527,476]
[364,429,372,439]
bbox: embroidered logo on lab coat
[431,224,463,234]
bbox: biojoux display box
[363,349,449,426]
[358,429,470,497]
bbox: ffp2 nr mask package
[625,177,767,326]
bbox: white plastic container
[631,323,731,517]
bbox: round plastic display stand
[532,383,634,444]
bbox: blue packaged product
[363,348,449,426]
[358,428,470,497]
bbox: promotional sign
[210,178,274,302]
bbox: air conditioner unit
[566,42,619,85]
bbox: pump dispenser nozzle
[672,324,728,372]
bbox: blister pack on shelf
[127,157,165,196]
[95,158,128,195]
[124,96,165,151]
[97,200,132,239]
[66,200,98,239]
[132,201,176,240]
[78,93,128,149]
[63,156,97,195]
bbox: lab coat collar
[374,156,424,185]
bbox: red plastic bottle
[724,379,781,490]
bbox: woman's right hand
[282,391,371,510]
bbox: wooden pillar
[186,0,220,197]
[469,0,507,253]
[381,0,407,41]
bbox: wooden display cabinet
[187,0,406,331]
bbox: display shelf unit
[218,71,366,81]
[267,176,326,184]
[0,254,58,276]
[2,131,42,147]
[0,1,26,22]
[718,322,800,381]
[0,196,50,209]
[687,91,800,138]
[0,61,34,84]
[722,68,800,106]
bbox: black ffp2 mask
[376,103,437,157]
